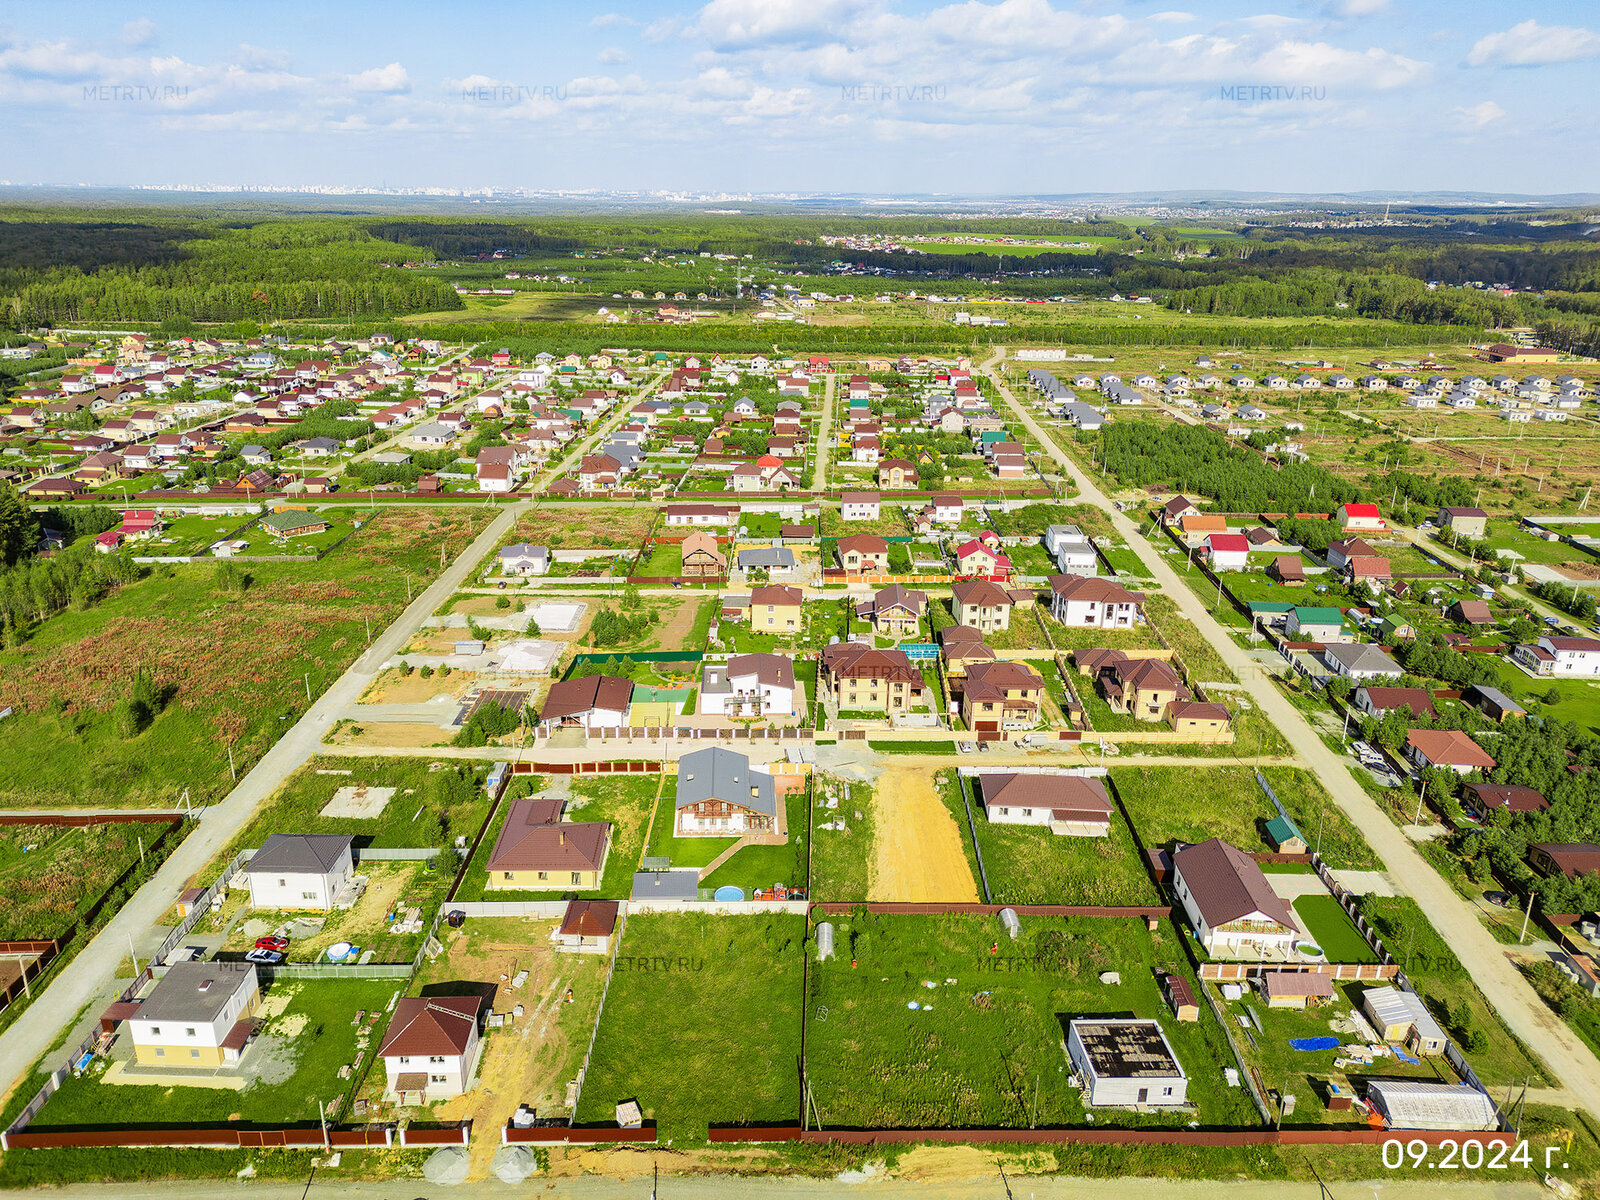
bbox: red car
[254,935,289,953]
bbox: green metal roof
[1291,606,1344,624]
[1248,601,1295,614]
[1266,814,1304,845]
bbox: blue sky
[0,0,1595,195]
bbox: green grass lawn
[805,913,1252,1129]
[454,773,662,902]
[949,772,1158,906]
[0,508,494,810]
[634,543,683,576]
[703,791,808,895]
[30,978,401,1128]
[810,779,875,901]
[1290,894,1377,964]
[574,913,804,1140]
[210,757,492,869]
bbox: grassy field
[211,756,492,867]
[29,978,401,1128]
[805,913,1252,1129]
[573,913,804,1139]
[0,508,493,809]
[947,772,1158,906]
[453,773,662,902]
[809,779,875,901]
[1109,765,1377,870]
[0,822,167,940]
[1290,895,1377,964]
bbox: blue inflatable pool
[713,885,745,902]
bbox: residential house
[1204,532,1250,572]
[877,458,919,489]
[242,834,355,911]
[554,899,620,955]
[1171,838,1300,959]
[674,747,779,836]
[1066,1019,1187,1108]
[699,653,798,718]
[840,491,880,521]
[819,642,927,713]
[978,772,1113,837]
[1447,599,1494,626]
[499,543,549,577]
[1168,700,1232,738]
[1285,606,1346,643]
[1180,513,1227,546]
[1100,656,1189,722]
[1336,503,1385,533]
[747,585,803,633]
[1259,972,1334,1010]
[1321,642,1403,681]
[1049,575,1143,628]
[1513,635,1600,677]
[837,534,890,574]
[1324,538,1376,570]
[961,660,1043,732]
[1159,495,1200,526]
[855,584,928,636]
[1462,684,1525,722]
[1354,686,1435,719]
[125,961,261,1068]
[1460,783,1547,820]
[537,675,633,731]
[665,503,738,527]
[1438,507,1489,538]
[955,538,1008,579]
[379,995,486,1102]
[1529,843,1600,881]
[679,531,726,579]
[951,579,1013,633]
[485,796,612,890]
[1268,556,1306,586]
[738,545,797,577]
[1404,729,1496,775]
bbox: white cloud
[235,44,290,71]
[1328,0,1388,16]
[696,0,872,47]
[597,46,630,65]
[120,19,157,47]
[1452,99,1505,129]
[1467,19,1600,67]
[346,62,409,93]
[590,13,636,27]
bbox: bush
[419,665,435,679]
[398,661,413,677]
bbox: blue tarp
[1289,1036,1340,1051]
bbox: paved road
[982,350,1600,1118]
[0,501,528,1103]
[811,370,835,492]
[533,371,669,491]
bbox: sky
[0,0,1596,197]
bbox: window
[302,891,317,901]
[571,872,582,884]
[502,871,513,880]
[190,1049,200,1059]
[537,871,548,881]
[150,1026,161,1036]
[429,1055,446,1064]
[277,878,287,887]
[185,1027,197,1038]
[430,1074,448,1084]
[155,1048,165,1058]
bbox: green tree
[0,482,38,568]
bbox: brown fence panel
[809,902,1171,919]
[0,813,185,827]
[400,1124,470,1146]
[503,1125,658,1144]
[708,1126,805,1143]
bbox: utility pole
[304,672,311,701]
[1412,780,1427,827]
[227,742,236,782]
[1519,890,1535,944]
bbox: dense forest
[1097,423,1363,513]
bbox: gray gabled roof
[246,833,354,875]
[738,546,795,569]
[1323,643,1401,674]
[674,746,776,817]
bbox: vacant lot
[805,913,1250,1129]
[496,505,655,553]
[0,823,167,940]
[573,913,804,1139]
[0,508,493,809]
[809,779,876,901]
[30,978,401,1127]
[212,757,492,869]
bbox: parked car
[244,949,285,965]
[254,935,289,953]
[1483,891,1512,908]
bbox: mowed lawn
[573,913,804,1139]
[0,509,493,809]
[1291,895,1377,964]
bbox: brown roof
[1172,838,1299,932]
[1358,686,1435,718]
[1181,513,1228,534]
[1271,555,1306,580]
[1073,647,1130,674]
[1260,972,1335,999]
[978,773,1111,822]
[1462,784,1547,814]
[951,579,1012,608]
[963,660,1043,704]
[749,584,802,608]
[486,797,610,874]
[820,641,923,685]
[559,899,620,938]
[1169,700,1230,723]
[1346,555,1391,578]
[1048,575,1143,606]
[541,675,633,720]
[378,995,484,1058]
[1449,600,1494,624]
[837,534,888,556]
[1329,538,1376,558]
[1111,657,1187,695]
[726,653,795,689]
[1406,729,1496,769]
[1533,844,1600,879]
[863,584,927,617]
[1161,495,1197,518]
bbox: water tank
[815,922,836,961]
[999,908,1021,941]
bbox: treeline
[3,219,463,327]
[1099,423,1362,512]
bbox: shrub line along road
[982,349,1600,1117]
[0,500,529,1104]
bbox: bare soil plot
[870,763,979,902]
[321,785,396,820]
[328,722,450,749]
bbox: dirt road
[983,349,1600,1118]
[869,764,979,902]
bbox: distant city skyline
[1,0,1596,195]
